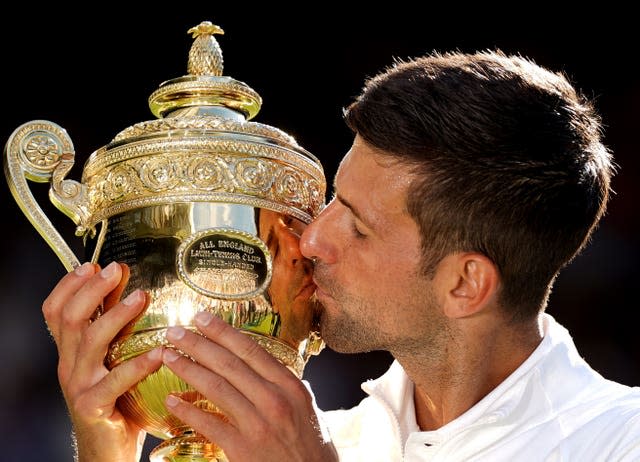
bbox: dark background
[1,7,637,460]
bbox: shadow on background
[0,7,637,461]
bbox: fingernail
[166,394,180,407]
[74,262,94,277]
[163,348,180,363]
[148,347,162,361]
[194,311,213,327]
[122,290,142,306]
[166,326,185,341]
[100,261,119,279]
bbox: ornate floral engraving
[5,120,86,270]
[107,329,170,366]
[85,138,321,180]
[107,328,304,378]
[307,179,324,213]
[249,333,305,378]
[22,134,61,169]
[104,164,135,201]
[188,157,224,190]
[275,167,305,205]
[82,140,325,230]
[112,116,296,146]
[235,159,274,192]
[140,155,180,191]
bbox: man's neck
[396,315,543,431]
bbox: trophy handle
[4,120,91,271]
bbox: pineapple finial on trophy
[148,20,262,120]
[187,21,225,76]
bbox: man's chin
[320,338,372,355]
[317,316,373,354]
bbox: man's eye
[352,222,367,239]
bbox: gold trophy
[4,21,325,462]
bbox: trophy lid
[79,21,325,232]
[148,21,262,120]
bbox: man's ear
[434,253,500,319]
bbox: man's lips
[311,276,331,302]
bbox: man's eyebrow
[332,175,373,228]
[336,193,369,226]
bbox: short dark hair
[344,50,613,321]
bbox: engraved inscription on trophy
[101,214,138,264]
[177,229,272,300]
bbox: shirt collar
[360,314,573,440]
[361,360,419,442]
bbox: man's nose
[300,203,337,264]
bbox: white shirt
[319,315,640,461]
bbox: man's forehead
[335,140,414,192]
[333,142,415,225]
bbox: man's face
[300,136,445,355]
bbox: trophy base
[150,430,227,462]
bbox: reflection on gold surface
[101,203,322,460]
[256,209,317,347]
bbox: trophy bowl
[4,21,325,462]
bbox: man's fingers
[58,262,124,362]
[161,343,258,425]
[72,290,148,382]
[78,347,164,417]
[63,262,123,327]
[104,263,130,311]
[42,262,97,342]
[163,317,306,419]
[194,312,296,384]
[164,394,242,453]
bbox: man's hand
[162,311,338,462]
[42,261,163,462]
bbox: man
[42,51,640,461]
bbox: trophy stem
[150,429,228,462]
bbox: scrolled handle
[4,120,89,271]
